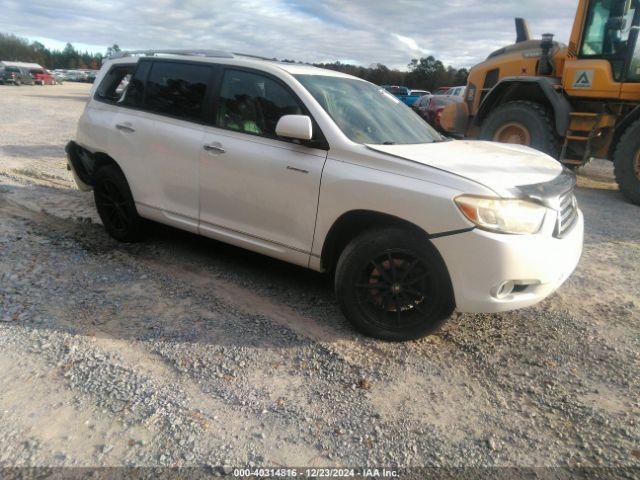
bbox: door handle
[286,165,309,174]
[115,123,135,133]
[203,143,225,154]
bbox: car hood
[366,140,563,196]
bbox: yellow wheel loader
[441,0,640,205]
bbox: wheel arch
[608,105,640,160]
[66,141,125,187]
[476,77,572,136]
[320,210,431,273]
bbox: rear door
[198,67,327,266]
[108,61,162,218]
[111,60,215,232]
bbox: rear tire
[480,100,560,158]
[335,228,455,341]
[94,164,146,242]
[613,122,640,206]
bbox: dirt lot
[0,83,638,472]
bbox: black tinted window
[95,64,135,103]
[122,61,150,108]
[144,61,211,121]
[217,69,303,138]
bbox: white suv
[67,50,583,340]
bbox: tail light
[434,107,445,128]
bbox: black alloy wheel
[95,177,131,239]
[355,250,434,330]
[335,228,455,341]
[93,164,146,242]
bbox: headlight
[454,195,547,234]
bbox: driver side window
[581,0,615,56]
[216,69,303,139]
[579,0,638,81]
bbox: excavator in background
[440,0,640,205]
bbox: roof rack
[109,49,235,59]
[232,52,276,61]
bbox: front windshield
[295,74,443,145]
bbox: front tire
[94,164,146,242]
[335,228,455,341]
[480,100,560,158]
[613,122,640,205]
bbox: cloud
[0,0,579,69]
[394,34,430,56]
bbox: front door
[198,68,327,266]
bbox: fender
[475,76,572,136]
[608,104,640,159]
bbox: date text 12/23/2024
[233,468,399,477]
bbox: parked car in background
[446,85,466,98]
[412,93,465,133]
[382,85,424,106]
[0,67,35,85]
[52,71,65,84]
[67,50,583,341]
[29,68,55,85]
[432,86,466,98]
[412,94,432,119]
[432,87,452,96]
[410,89,430,98]
[64,71,87,82]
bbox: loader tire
[613,122,640,206]
[480,100,560,158]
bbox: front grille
[555,190,579,238]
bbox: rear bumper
[65,141,93,192]
[432,211,584,313]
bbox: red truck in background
[29,69,55,85]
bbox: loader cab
[564,0,640,98]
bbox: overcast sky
[1,0,580,69]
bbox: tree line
[0,33,112,70]
[311,58,468,91]
[1,31,468,89]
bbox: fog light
[495,281,515,299]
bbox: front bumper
[432,210,584,313]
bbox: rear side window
[122,61,151,109]
[217,69,303,138]
[143,61,211,121]
[95,64,136,103]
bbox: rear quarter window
[95,64,136,104]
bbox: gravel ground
[0,83,638,474]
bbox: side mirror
[275,115,313,141]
